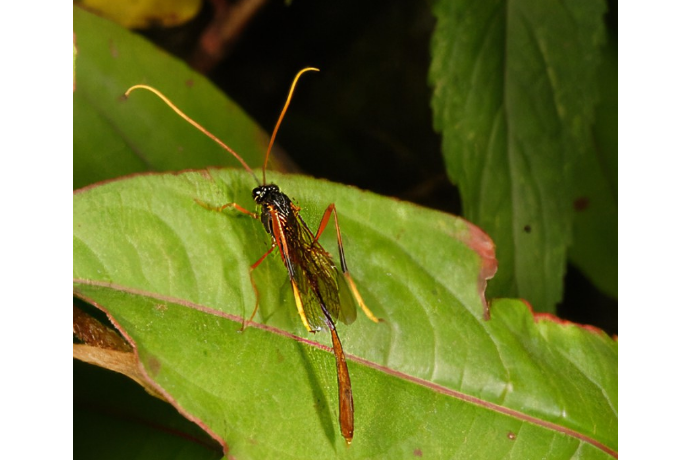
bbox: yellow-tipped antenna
[124,85,260,185]
[263,67,319,184]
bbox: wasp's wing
[336,270,357,325]
[286,211,345,331]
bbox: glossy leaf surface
[74,171,617,458]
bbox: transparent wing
[285,207,343,331]
[336,270,357,325]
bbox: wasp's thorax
[253,184,295,237]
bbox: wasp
[126,68,380,444]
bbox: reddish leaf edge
[73,285,234,459]
[516,298,617,339]
[73,168,216,195]
[73,384,224,456]
[456,221,497,320]
[73,278,618,458]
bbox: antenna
[262,67,320,184]
[124,84,261,185]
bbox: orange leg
[196,198,270,330]
[194,199,258,219]
[309,204,381,324]
[239,244,277,331]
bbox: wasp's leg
[238,243,277,331]
[289,279,317,333]
[310,204,381,324]
[194,199,258,219]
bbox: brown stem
[190,0,268,73]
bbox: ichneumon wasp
[125,67,381,444]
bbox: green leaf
[569,37,618,298]
[74,171,617,458]
[429,0,608,312]
[73,6,267,190]
[74,359,223,460]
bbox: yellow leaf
[76,0,202,29]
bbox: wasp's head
[252,184,280,204]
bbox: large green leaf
[74,170,617,458]
[74,359,222,460]
[73,6,267,189]
[429,0,608,312]
[569,37,618,298]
